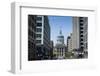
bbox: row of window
[37,16,42,21]
[28,40,36,50]
[80,31,83,33]
[44,35,50,46]
[36,34,41,38]
[56,48,65,56]
[80,34,83,37]
[80,27,84,30]
[36,28,42,32]
[28,30,36,39]
[37,23,42,26]
[44,30,50,41]
[80,43,88,50]
[36,40,41,44]
[80,42,84,45]
[28,18,36,30]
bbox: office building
[28,15,37,60]
[72,17,80,50]
[50,41,54,59]
[67,33,73,52]
[72,17,88,58]
[36,15,51,60]
[82,17,88,52]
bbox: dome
[57,29,64,44]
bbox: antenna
[59,25,62,35]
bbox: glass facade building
[28,15,37,60]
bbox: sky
[48,16,72,46]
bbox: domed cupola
[57,29,64,45]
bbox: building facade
[36,15,51,60]
[72,17,88,58]
[28,15,51,60]
[50,41,54,59]
[80,17,88,58]
[72,17,80,50]
[54,30,66,59]
[82,17,88,52]
[67,33,73,52]
[28,15,37,60]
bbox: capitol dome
[57,29,64,45]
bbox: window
[80,27,83,30]
[58,36,64,38]
[36,40,41,44]
[37,23,42,26]
[36,34,41,38]
[80,20,84,22]
[80,35,83,37]
[80,39,83,41]
[31,16,35,20]
[37,17,42,21]
[80,43,83,45]
[80,31,83,33]
[36,28,42,32]
[80,23,83,25]
[80,17,83,19]
[28,30,33,38]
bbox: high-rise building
[28,15,51,60]
[72,17,80,50]
[72,17,88,58]
[80,17,88,58]
[50,41,54,59]
[28,15,37,60]
[36,15,51,60]
[54,29,66,59]
[82,17,88,52]
[67,33,73,52]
